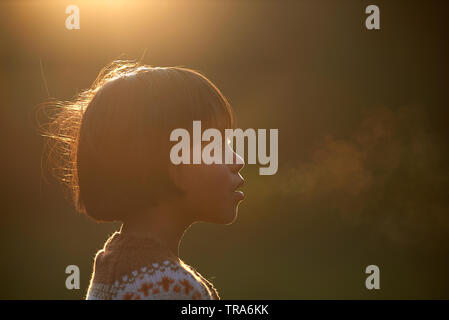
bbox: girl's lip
[233,177,245,191]
[234,190,245,200]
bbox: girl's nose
[230,152,245,173]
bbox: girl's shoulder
[86,232,220,300]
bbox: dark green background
[1,0,448,299]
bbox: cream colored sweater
[86,231,220,300]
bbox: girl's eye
[226,137,232,146]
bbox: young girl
[45,61,245,300]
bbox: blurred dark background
[1,0,448,299]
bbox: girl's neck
[120,203,193,258]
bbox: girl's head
[44,60,244,224]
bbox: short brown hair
[42,60,233,222]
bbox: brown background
[0,0,448,299]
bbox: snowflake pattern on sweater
[86,231,220,300]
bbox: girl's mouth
[233,178,245,200]
[234,190,245,201]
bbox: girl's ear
[168,163,187,192]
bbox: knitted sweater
[86,231,220,300]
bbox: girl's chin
[214,208,239,225]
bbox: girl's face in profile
[173,142,245,225]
